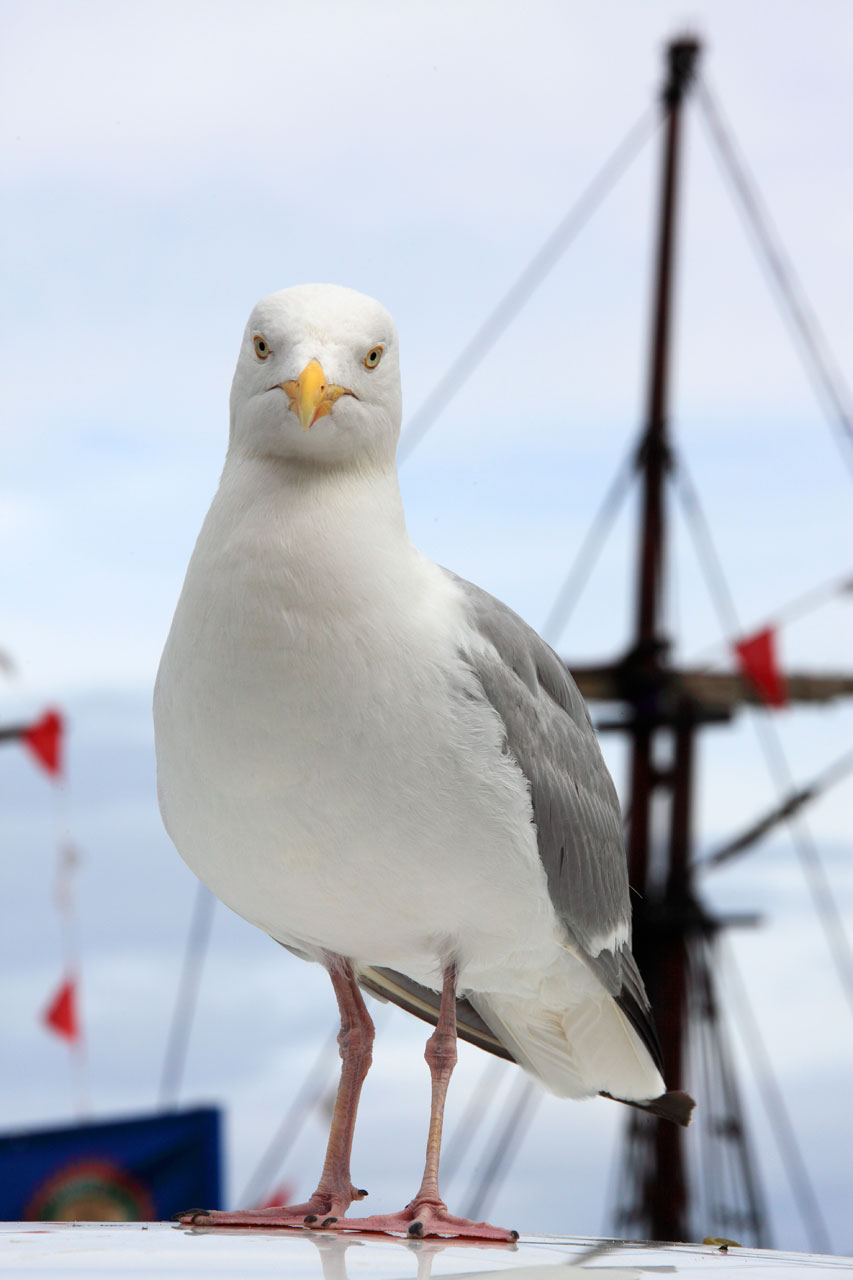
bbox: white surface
[1,1225,851,1280]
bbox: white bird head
[228,284,402,469]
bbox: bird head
[228,284,402,470]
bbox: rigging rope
[691,937,772,1245]
[685,570,853,669]
[460,1073,541,1222]
[440,1056,506,1191]
[698,749,853,872]
[673,460,853,1020]
[238,1028,340,1209]
[238,1002,388,1207]
[397,106,659,464]
[696,77,853,484]
[158,881,216,1109]
[540,452,637,647]
[720,938,832,1253]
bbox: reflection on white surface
[0,1224,851,1280]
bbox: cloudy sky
[1,0,851,1257]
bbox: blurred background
[1,0,851,1255]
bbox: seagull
[154,284,693,1241]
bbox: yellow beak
[281,360,353,431]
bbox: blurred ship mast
[569,37,853,1244]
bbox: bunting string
[685,570,853,674]
[45,718,91,1118]
[1,705,92,1116]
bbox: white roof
[1,1224,850,1280]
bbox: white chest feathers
[153,458,558,980]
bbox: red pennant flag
[44,978,79,1041]
[22,709,64,777]
[734,627,787,708]
[255,1183,295,1210]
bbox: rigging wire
[158,880,216,1109]
[461,1073,542,1222]
[692,937,772,1245]
[695,77,853,485]
[540,452,637,647]
[719,937,833,1253]
[697,749,853,873]
[440,1056,506,1191]
[672,460,853,1019]
[684,570,853,668]
[600,1101,629,1238]
[397,106,660,465]
[692,952,723,1242]
[238,1027,340,1208]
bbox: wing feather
[448,570,663,1074]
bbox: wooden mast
[621,36,700,1242]
[567,38,852,1243]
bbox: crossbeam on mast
[569,665,853,713]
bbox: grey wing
[448,569,663,1076]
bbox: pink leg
[178,956,374,1228]
[330,965,517,1241]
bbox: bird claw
[175,1199,352,1229]
[326,1202,517,1241]
[174,1208,208,1224]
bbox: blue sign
[0,1107,221,1221]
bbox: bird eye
[253,334,270,360]
[363,345,383,370]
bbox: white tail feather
[471,990,665,1102]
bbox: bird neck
[211,451,414,583]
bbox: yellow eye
[363,345,383,370]
[253,334,270,360]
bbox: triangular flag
[44,978,79,1041]
[22,709,64,777]
[734,627,787,708]
[254,1182,296,1210]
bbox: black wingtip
[644,1088,696,1126]
[614,985,664,1076]
[601,1088,696,1126]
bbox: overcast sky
[1,0,851,1257]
